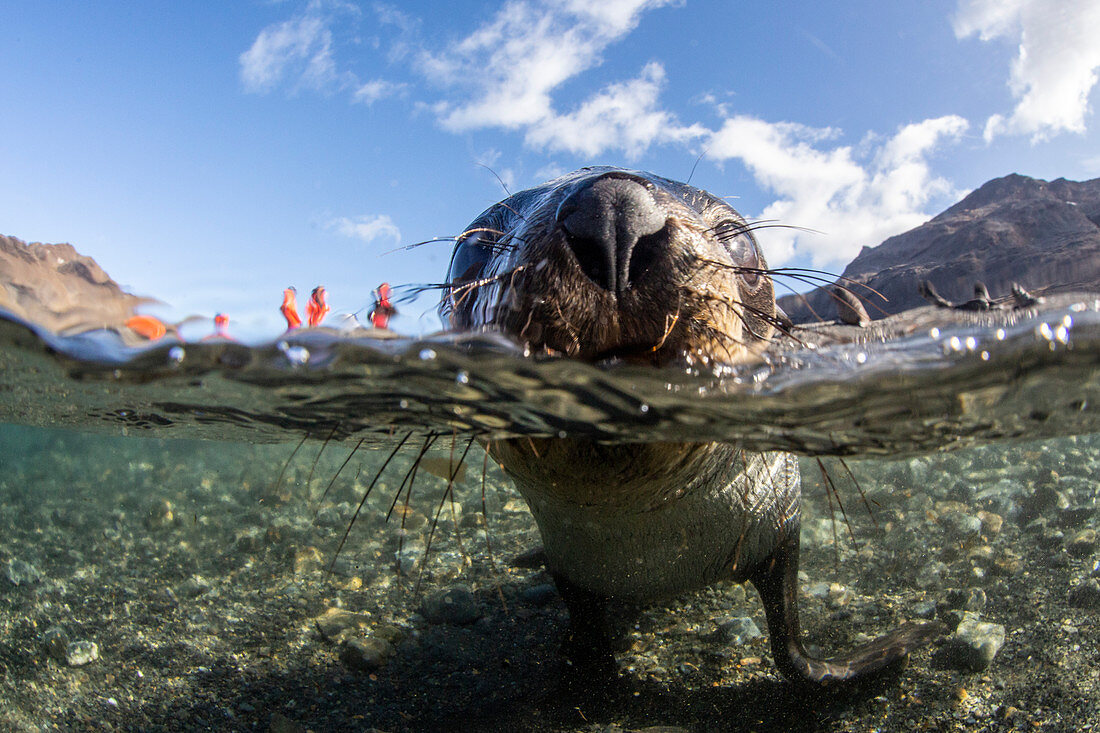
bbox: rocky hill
[0,234,150,334]
[778,174,1100,323]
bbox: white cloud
[352,79,406,105]
[420,0,696,157]
[954,0,1100,141]
[707,115,969,268]
[524,62,705,157]
[240,2,403,100]
[239,14,337,93]
[330,214,402,245]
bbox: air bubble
[278,341,310,366]
[419,348,437,361]
[455,370,469,385]
[855,352,867,365]
[167,346,185,366]
[639,404,650,414]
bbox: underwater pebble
[314,505,344,528]
[991,549,1024,576]
[42,626,70,662]
[421,586,482,625]
[1067,529,1098,558]
[947,615,1005,672]
[945,588,988,613]
[292,546,325,575]
[716,617,762,645]
[143,498,175,530]
[5,558,43,586]
[235,528,263,553]
[501,498,530,513]
[916,561,948,589]
[314,608,372,643]
[1019,484,1069,524]
[1036,527,1065,550]
[940,512,983,544]
[520,583,557,606]
[976,510,1003,536]
[912,600,937,619]
[178,574,211,599]
[65,640,100,667]
[1068,579,1100,609]
[1057,506,1095,529]
[340,636,394,671]
[395,543,426,575]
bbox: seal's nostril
[556,174,666,294]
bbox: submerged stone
[340,636,394,671]
[5,558,42,586]
[716,617,762,645]
[421,586,481,625]
[65,640,99,667]
[42,626,69,662]
[1067,529,1098,558]
[1068,579,1100,609]
[947,616,1005,671]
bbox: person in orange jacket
[369,282,397,329]
[281,286,302,330]
[201,313,234,341]
[306,285,329,327]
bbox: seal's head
[442,167,778,366]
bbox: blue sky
[2,0,1099,339]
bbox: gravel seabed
[2,424,1098,732]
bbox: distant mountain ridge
[778,173,1100,323]
[0,234,149,334]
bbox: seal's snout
[556,173,668,295]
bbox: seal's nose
[556,173,667,294]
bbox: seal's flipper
[749,532,943,687]
[552,572,617,676]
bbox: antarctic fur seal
[442,167,941,687]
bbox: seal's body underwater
[442,167,940,686]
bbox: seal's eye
[447,229,497,286]
[713,220,761,287]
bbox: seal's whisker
[480,441,510,613]
[314,437,364,521]
[382,236,462,256]
[553,301,581,355]
[305,426,338,500]
[836,457,879,528]
[273,433,308,500]
[446,263,532,313]
[392,435,439,580]
[477,162,512,198]
[387,434,436,523]
[416,434,478,595]
[330,431,412,574]
[685,285,803,346]
[821,458,842,569]
[816,457,859,552]
[650,303,683,351]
